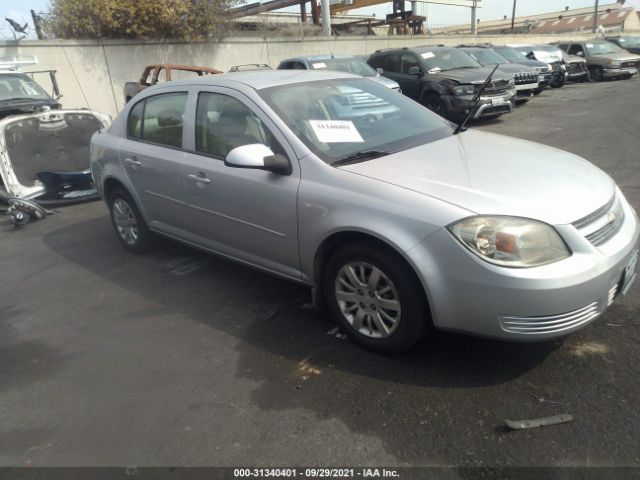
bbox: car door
[394,53,422,101]
[179,87,301,280]
[118,91,192,230]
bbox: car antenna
[453,63,500,135]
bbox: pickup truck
[124,64,222,103]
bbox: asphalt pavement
[1,77,639,473]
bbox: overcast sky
[2,0,639,39]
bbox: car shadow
[42,215,561,390]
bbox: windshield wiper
[332,150,391,166]
[453,63,500,135]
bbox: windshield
[417,48,481,71]
[494,47,526,61]
[586,42,623,54]
[615,36,640,48]
[465,49,508,65]
[0,74,52,102]
[308,57,377,77]
[258,78,452,164]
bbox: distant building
[431,1,640,35]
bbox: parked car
[457,45,539,101]
[91,70,639,353]
[510,44,567,88]
[367,46,515,121]
[229,64,273,72]
[124,64,222,103]
[492,45,553,90]
[555,40,640,82]
[557,49,589,82]
[277,54,400,91]
[605,36,640,55]
[0,56,110,208]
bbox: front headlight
[547,63,553,71]
[448,216,571,268]
[452,84,476,95]
[608,59,621,67]
[508,78,516,87]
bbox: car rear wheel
[589,66,604,82]
[323,242,430,353]
[423,94,448,119]
[108,188,154,253]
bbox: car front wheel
[323,242,430,353]
[589,66,604,82]
[109,188,154,253]
[423,94,448,119]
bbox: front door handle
[124,158,142,169]
[188,173,211,185]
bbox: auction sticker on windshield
[421,52,435,59]
[312,62,327,69]
[309,120,364,143]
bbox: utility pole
[592,0,599,33]
[511,0,517,33]
[471,0,477,35]
[321,0,331,36]
[31,10,43,40]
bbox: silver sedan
[90,70,639,353]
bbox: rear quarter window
[126,92,188,148]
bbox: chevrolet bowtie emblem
[608,211,617,223]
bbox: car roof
[162,69,358,90]
[280,54,358,62]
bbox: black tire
[422,94,448,120]
[533,88,543,96]
[323,242,431,354]
[589,66,604,82]
[550,79,564,88]
[108,187,154,253]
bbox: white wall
[1,33,597,118]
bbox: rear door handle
[124,158,142,168]
[188,173,211,185]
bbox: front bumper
[603,67,638,78]
[445,92,514,120]
[407,194,640,341]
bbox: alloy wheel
[112,198,139,246]
[334,261,402,339]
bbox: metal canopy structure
[330,0,482,15]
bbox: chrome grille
[568,62,586,74]
[572,194,624,247]
[621,61,639,69]
[499,302,600,335]
[514,72,538,84]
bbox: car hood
[494,63,536,74]
[508,58,547,68]
[368,74,400,89]
[339,130,615,225]
[592,52,640,61]
[431,66,512,84]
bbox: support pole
[592,0,599,33]
[31,9,44,40]
[321,0,331,36]
[300,0,307,22]
[471,0,477,34]
[511,0,517,33]
[311,0,320,25]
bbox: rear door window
[126,92,188,148]
[568,44,585,56]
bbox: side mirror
[576,51,585,57]
[408,66,422,75]
[225,144,292,175]
[376,67,384,74]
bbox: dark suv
[367,46,515,121]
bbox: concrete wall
[1,33,598,118]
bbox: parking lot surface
[1,78,639,469]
